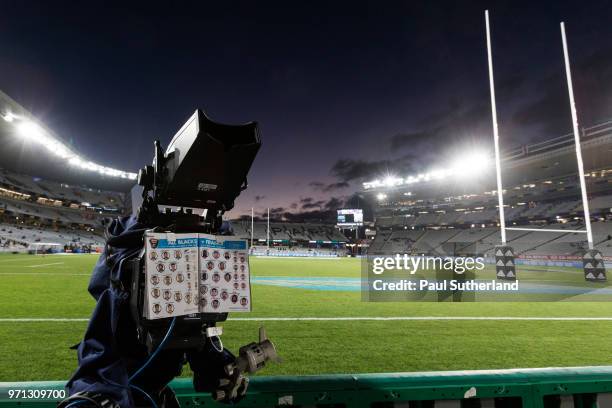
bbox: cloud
[301,199,326,210]
[330,154,418,183]
[254,195,266,202]
[512,47,612,138]
[309,180,350,192]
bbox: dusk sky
[0,1,610,220]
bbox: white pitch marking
[2,316,612,323]
[25,262,65,268]
[0,272,89,276]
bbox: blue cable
[129,384,159,408]
[128,316,177,382]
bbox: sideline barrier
[2,366,612,407]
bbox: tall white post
[251,207,254,248]
[561,22,594,249]
[267,207,270,250]
[485,10,507,245]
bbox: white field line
[25,262,65,268]
[0,257,65,263]
[1,316,612,323]
[0,272,89,276]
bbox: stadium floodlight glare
[2,112,15,122]
[9,117,138,180]
[362,152,491,190]
[17,121,44,140]
[383,175,403,187]
[450,151,490,177]
[376,193,387,201]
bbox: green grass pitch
[1,253,612,382]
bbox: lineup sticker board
[144,231,251,319]
[144,233,199,319]
[198,234,252,313]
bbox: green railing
[2,366,612,407]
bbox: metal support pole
[267,207,270,250]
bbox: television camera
[60,110,280,407]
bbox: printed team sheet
[144,231,251,319]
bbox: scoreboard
[337,209,363,227]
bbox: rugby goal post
[484,12,604,281]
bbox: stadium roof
[0,90,136,192]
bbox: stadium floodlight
[17,121,44,140]
[9,116,138,180]
[376,193,387,201]
[383,175,403,187]
[450,151,490,177]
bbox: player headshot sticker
[206,261,214,271]
[212,299,220,309]
[156,263,165,272]
[149,238,159,249]
[161,251,170,260]
[221,290,228,300]
[174,250,182,259]
[176,273,184,283]
[211,288,218,297]
[174,292,182,302]
[201,272,208,281]
[233,282,239,289]
[163,275,172,285]
[163,290,171,300]
[150,275,160,285]
[201,249,208,258]
[151,288,160,298]
[169,262,177,272]
[153,304,161,314]
[240,297,248,306]
[185,293,192,304]
[166,304,175,314]
[200,285,208,295]
[213,250,220,259]
[233,264,238,271]
[224,273,231,282]
[212,273,220,283]
[150,251,158,260]
[231,294,238,303]
[224,251,231,260]
[219,262,226,271]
